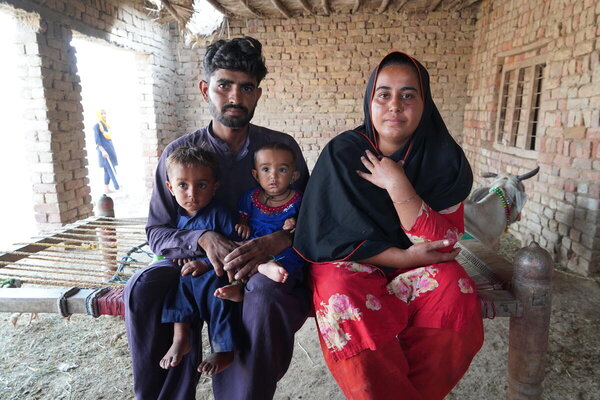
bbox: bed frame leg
[97,195,117,279]
[506,241,553,400]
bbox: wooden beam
[204,0,232,17]
[322,0,330,15]
[446,0,463,10]
[352,0,362,13]
[160,0,187,27]
[0,287,96,314]
[239,0,262,18]
[271,0,292,18]
[396,0,410,11]
[297,0,315,15]
[429,0,444,12]
[377,0,391,14]
[458,0,482,10]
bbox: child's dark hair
[166,146,219,180]
[203,36,268,84]
[253,142,296,166]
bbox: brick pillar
[32,20,92,230]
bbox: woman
[94,109,120,193]
[294,52,483,400]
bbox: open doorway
[0,9,37,249]
[71,35,148,218]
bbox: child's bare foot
[160,339,191,369]
[258,261,288,283]
[214,283,244,302]
[198,351,234,376]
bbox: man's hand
[197,231,238,277]
[181,260,210,277]
[405,240,460,267]
[223,230,292,281]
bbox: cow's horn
[517,166,540,181]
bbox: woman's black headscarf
[294,52,472,262]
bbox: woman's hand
[356,150,408,191]
[358,239,459,269]
[223,230,292,280]
[197,231,238,277]
[405,240,460,266]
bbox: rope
[480,297,497,319]
[0,217,152,288]
[85,287,110,317]
[57,287,80,317]
[0,278,22,288]
[0,273,124,289]
[0,251,149,268]
[489,187,511,232]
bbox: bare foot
[160,339,191,369]
[214,283,244,302]
[258,261,288,283]
[198,351,234,376]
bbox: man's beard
[209,100,255,129]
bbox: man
[124,36,310,399]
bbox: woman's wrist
[387,183,417,204]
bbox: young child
[215,142,305,302]
[159,146,240,376]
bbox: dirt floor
[0,236,598,400]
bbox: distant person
[94,109,119,193]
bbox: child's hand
[282,217,296,231]
[235,223,251,240]
[181,260,210,277]
[173,258,193,267]
[226,269,236,283]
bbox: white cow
[464,167,539,250]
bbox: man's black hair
[203,36,268,84]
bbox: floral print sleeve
[404,202,464,248]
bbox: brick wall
[2,0,178,230]
[462,0,599,275]
[175,10,478,169]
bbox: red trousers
[319,312,483,400]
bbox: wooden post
[506,241,553,400]
[96,195,117,279]
[96,194,115,217]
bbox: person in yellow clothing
[94,109,119,193]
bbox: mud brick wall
[175,10,479,169]
[462,0,599,275]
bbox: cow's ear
[481,172,497,178]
